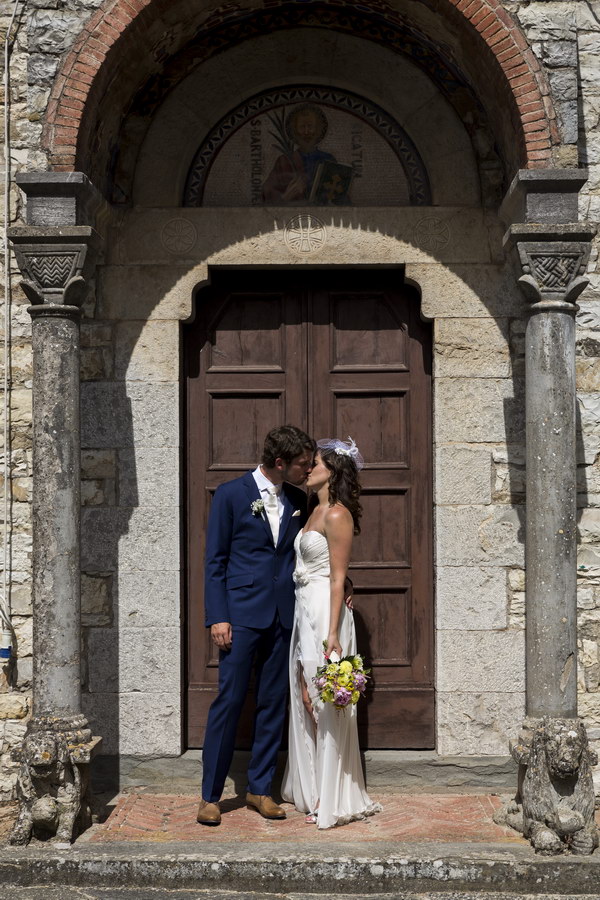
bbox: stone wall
[1,0,600,800]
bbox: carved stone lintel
[500,717,599,856]
[9,715,101,847]
[8,226,100,308]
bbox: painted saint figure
[262,104,337,203]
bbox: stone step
[4,892,600,900]
[1,843,599,896]
[91,750,518,795]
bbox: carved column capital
[505,223,596,308]
[8,226,100,310]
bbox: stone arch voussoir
[43,0,556,173]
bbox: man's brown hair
[261,425,315,467]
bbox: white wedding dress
[281,530,381,829]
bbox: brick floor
[90,793,526,844]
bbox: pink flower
[334,687,352,707]
[353,672,366,689]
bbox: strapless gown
[281,530,381,829]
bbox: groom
[198,425,316,825]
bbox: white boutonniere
[251,499,265,517]
[291,510,301,517]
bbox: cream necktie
[265,485,280,546]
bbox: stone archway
[7,0,599,850]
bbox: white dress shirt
[252,465,284,521]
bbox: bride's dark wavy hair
[309,448,362,534]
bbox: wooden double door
[185,270,433,748]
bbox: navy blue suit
[202,471,307,801]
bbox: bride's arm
[324,506,354,659]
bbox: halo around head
[316,436,364,470]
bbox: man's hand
[344,576,353,610]
[211,622,232,651]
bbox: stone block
[114,321,179,382]
[82,573,113,627]
[13,616,32,657]
[437,630,525,693]
[80,323,113,348]
[517,4,576,41]
[435,378,524,444]
[492,445,526,502]
[81,383,179,449]
[436,566,507,630]
[8,581,31,616]
[83,692,181,756]
[81,507,179,573]
[577,393,600,432]
[508,568,525,592]
[578,587,596,610]
[117,571,179,628]
[0,693,29,719]
[577,358,600,392]
[81,478,116,507]
[405,264,526,319]
[436,505,524,567]
[578,692,600,730]
[436,446,492,505]
[118,448,179,508]
[28,10,88,53]
[437,691,525,756]
[541,40,578,68]
[88,627,180,695]
[508,592,525,629]
[80,347,113,381]
[9,389,31,426]
[578,508,600,542]
[434,318,510,378]
[81,450,116,480]
[97,265,199,321]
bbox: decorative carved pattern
[528,254,580,292]
[184,85,431,207]
[160,218,198,255]
[515,240,592,306]
[284,215,326,253]
[414,216,450,251]
[8,229,99,308]
[24,252,78,289]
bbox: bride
[281,437,381,829]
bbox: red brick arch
[44,0,555,175]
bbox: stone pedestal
[8,226,101,845]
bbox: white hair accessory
[316,436,364,470]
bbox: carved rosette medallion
[284,215,327,253]
[160,218,198,256]
[414,216,450,251]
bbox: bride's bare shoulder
[324,503,353,529]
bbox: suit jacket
[204,471,308,629]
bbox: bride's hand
[325,633,342,659]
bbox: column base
[9,715,102,847]
[495,716,599,855]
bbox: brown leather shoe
[246,793,286,820]
[196,799,221,826]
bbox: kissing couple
[198,425,381,829]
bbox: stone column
[498,175,599,853]
[7,226,101,846]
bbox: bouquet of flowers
[313,642,370,710]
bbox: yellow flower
[323,688,334,702]
[353,655,363,668]
[337,674,350,687]
[326,663,338,676]
[339,660,353,675]
[352,691,360,703]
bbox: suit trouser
[202,613,292,802]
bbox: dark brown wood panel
[185,271,433,749]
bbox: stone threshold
[91,751,518,795]
[1,841,599,895]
